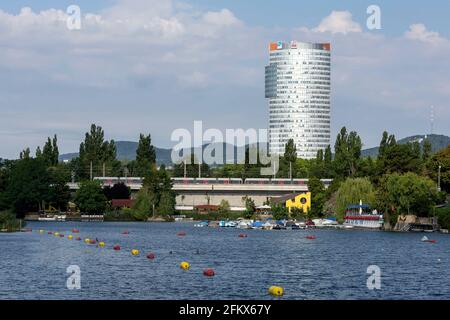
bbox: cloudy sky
[1,0,449,159]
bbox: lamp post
[437,165,442,192]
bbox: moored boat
[343,201,383,230]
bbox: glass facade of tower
[265,41,331,159]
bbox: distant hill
[361,134,450,158]
[59,141,173,166]
[58,141,260,166]
[59,134,450,164]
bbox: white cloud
[313,11,362,34]
[404,23,447,45]
[0,2,449,158]
[202,9,242,27]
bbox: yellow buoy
[131,249,140,255]
[67,235,73,240]
[180,261,190,270]
[99,242,105,247]
[39,229,44,234]
[268,286,284,296]
[54,232,60,237]
[84,238,90,244]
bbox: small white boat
[194,221,208,227]
[219,220,238,228]
[236,220,253,229]
[38,216,56,221]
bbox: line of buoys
[268,286,284,296]
[203,268,215,277]
[306,235,316,240]
[41,227,294,296]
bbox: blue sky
[0,0,449,158]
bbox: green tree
[334,127,362,178]
[308,177,326,217]
[132,187,155,221]
[335,177,376,221]
[379,172,438,217]
[41,135,59,167]
[135,133,156,177]
[422,138,432,161]
[427,145,449,193]
[284,139,297,179]
[157,191,176,216]
[74,180,107,214]
[290,207,303,220]
[78,124,117,179]
[271,203,289,220]
[5,158,50,217]
[218,199,231,214]
[104,182,131,200]
[20,148,31,160]
[46,165,71,211]
[243,196,256,219]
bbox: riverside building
[265,41,331,159]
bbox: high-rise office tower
[265,41,331,159]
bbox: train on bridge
[93,177,332,187]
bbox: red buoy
[177,231,186,236]
[238,234,248,238]
[89,239,96,244]
[203,268,215,277]
[72,229,80,233]
[59,234,65,238]
[306,235,316,240]
[113,245,121,251]
[122,230,129,235]
[48,231,53,235]
[75,237,81,241]
[146,253,156,260]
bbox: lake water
[1,221,449,300]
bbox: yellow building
[273,192,311,214]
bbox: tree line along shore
[1,124,449,232]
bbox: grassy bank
[437,205,450,230]
[104,208,173,222]
[0,211,22,232]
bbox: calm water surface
[1,221,449,300]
